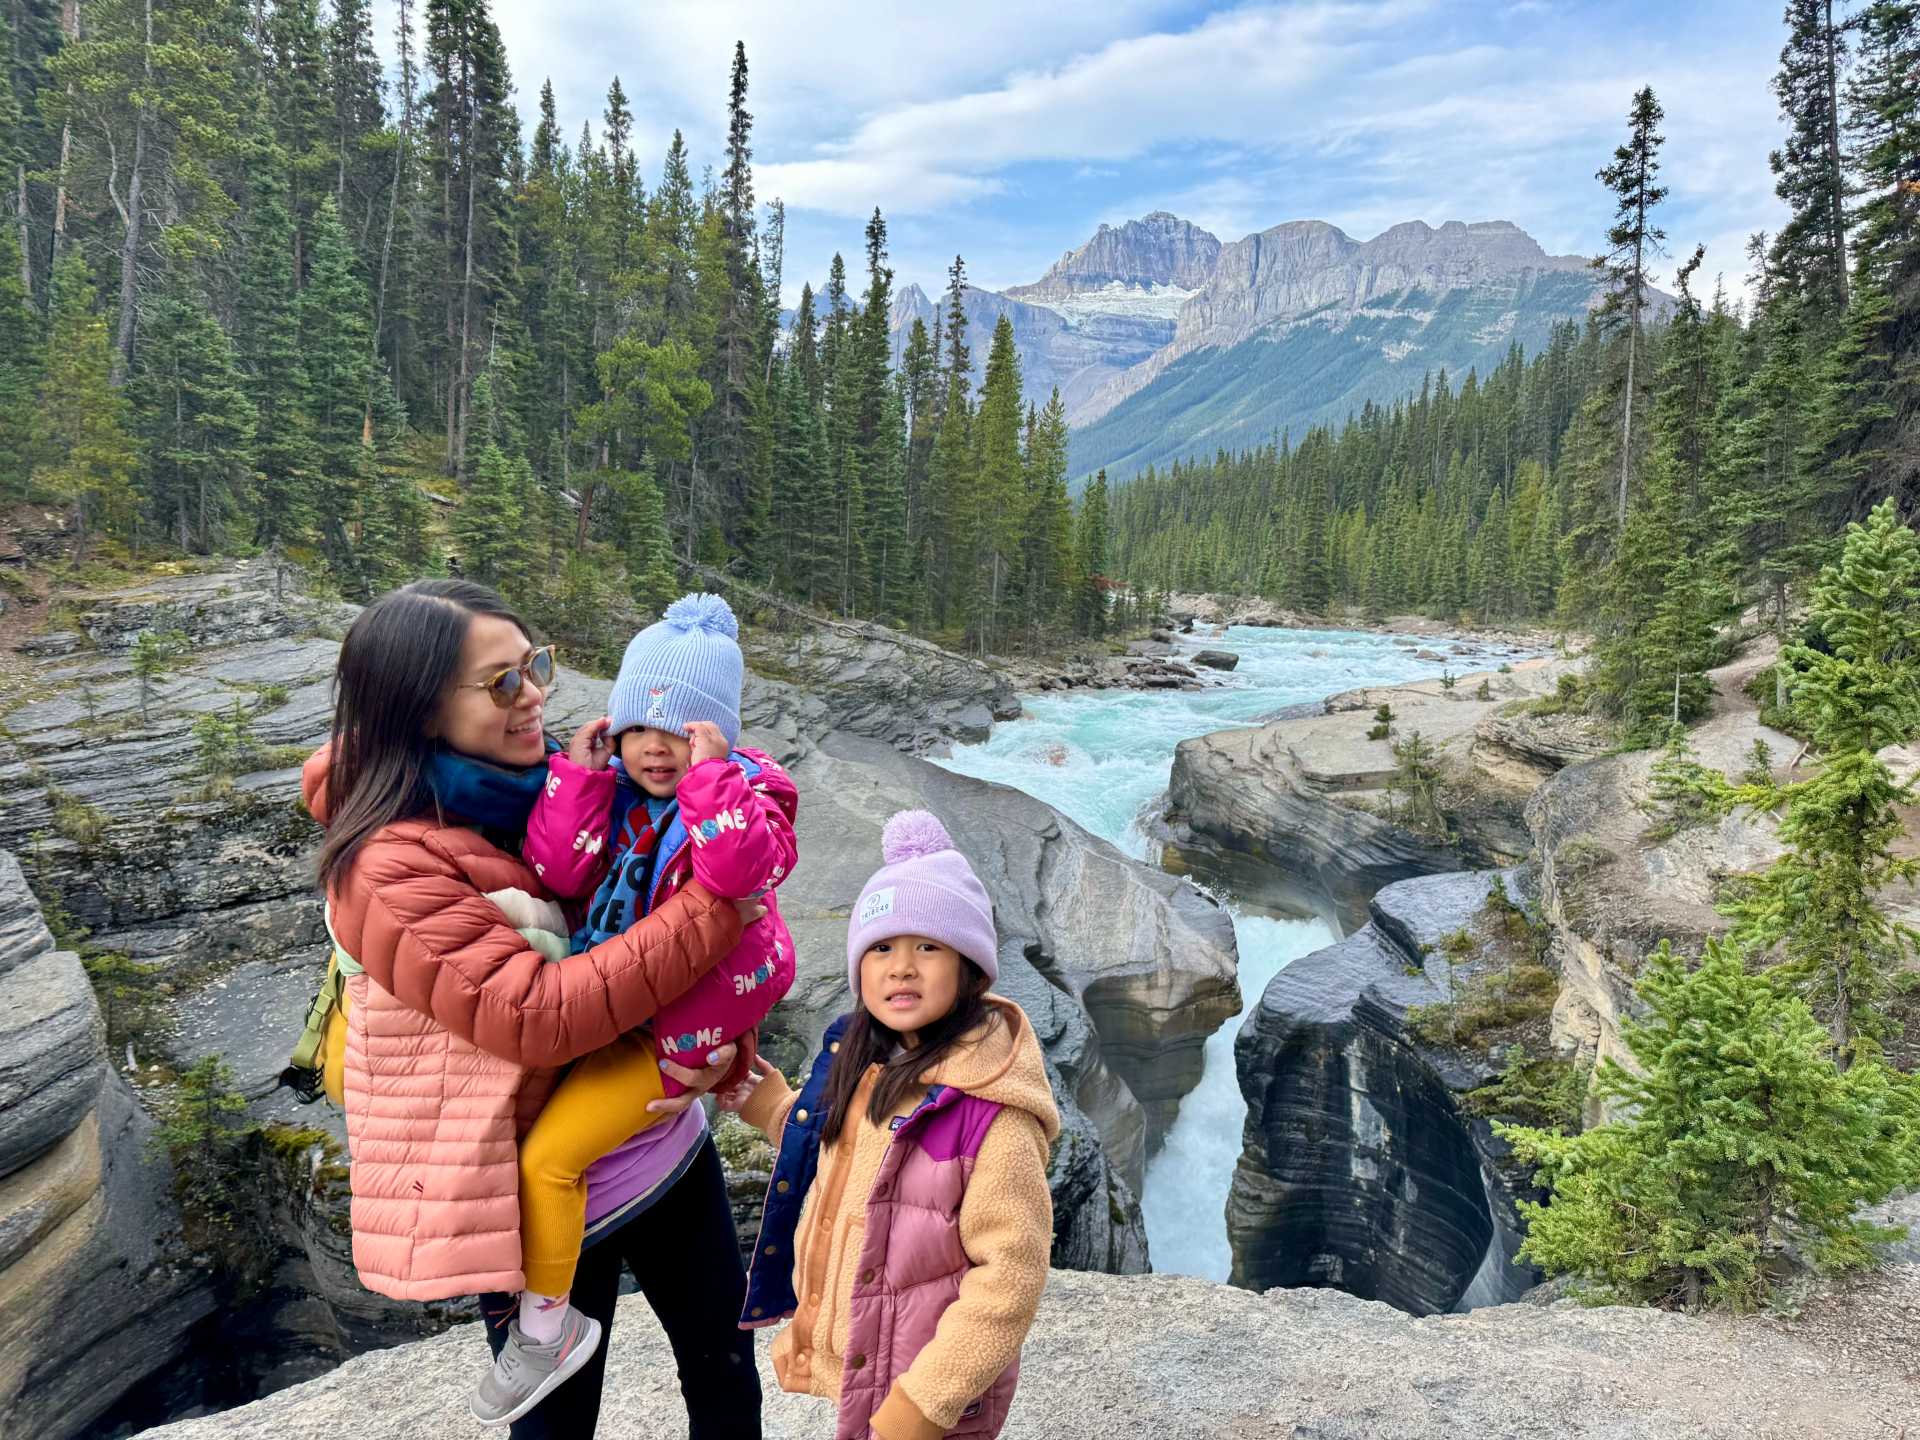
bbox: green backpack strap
[280,905,361,1104]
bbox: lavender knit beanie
[848,811,998,990]
[606,593,744,747]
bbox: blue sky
[374,0,1787,307]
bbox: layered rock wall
[1228,870,1540,1314]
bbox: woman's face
[431,614,548,767]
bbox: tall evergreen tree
[1594,86,1668,531]
[129,285,255,551]
[1770,0,1852,321]
[33,252,136,552]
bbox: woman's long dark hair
[819,959,995,1146]
[316,579,534,893]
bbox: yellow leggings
[519,1032,667,1296]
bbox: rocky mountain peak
[1009,211,1222,302]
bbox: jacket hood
[923,996,1061,1143]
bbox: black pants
[482,1137,763,1439]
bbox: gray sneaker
[470,1306,602,1427]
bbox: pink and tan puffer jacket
[302,748,742,1302]
[740,997,1061,1440]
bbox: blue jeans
[482,1136,762,1439]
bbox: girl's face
[859,934,962,1043]
[431,614,547,768]
[619,726,693,798]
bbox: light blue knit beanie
[606,593,744,747]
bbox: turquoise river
[935,623,1538,1280]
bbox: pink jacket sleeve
[676,751,799,902]
[522,754,618,900]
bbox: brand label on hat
[645,684,673,724]
[858,887,896,926]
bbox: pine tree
[1022,390,1074,637]
[1770,0,1851,321]
[33,253,137,554]
[0,223,40,502]
[1504,938,1920,1311]
[130,286,256,552]
[300,195,375,591]
[1594,86,1668,532]
[46,0,244,383]
[358,367,433,588]
[237,130,314,547]
[973,313,1025,652]
[1073,470,1111,637]
[1717,500,1920,1064]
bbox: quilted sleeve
[341,832,743,1067]
[522,753,619,900]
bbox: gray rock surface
[1229,869,1540,1315]
[0,853,217,1440]
[1526,648,1795,1094]
[1158,658,1572,929]
[1190,648,1239,671]
[137,1264,1920,1440]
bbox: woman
[304,578,761,1438]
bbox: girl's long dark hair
[316,579,534,893]
[819,960,995,1146]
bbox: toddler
[471,592,797,1427]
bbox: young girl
[722,811,1059,1440]
[473,592,798,1427]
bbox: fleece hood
[921,995,1061,1143]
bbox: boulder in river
[1190,649,1239,671]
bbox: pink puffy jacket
[524,749,798,1086]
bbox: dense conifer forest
[0,0,1089,667]
[0,0,1915,716]
[1113,4,1920,742]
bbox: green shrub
[1386,730,1448,837]
[1407,960,1557,1048]
[1475,678,1493,701]
[50,789,109,847]
[1528,673,1588,717]
[129,628,189,722]
[1502,940,1920,1311]
[1463,1046,1590,1131]
[712,1110,777,1172]
[84,950,165,1052]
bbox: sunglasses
[457,645,557,708]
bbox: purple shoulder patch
[915,1094,1002,1162]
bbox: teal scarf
[425,738,559,834]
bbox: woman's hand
[715,1054,777,1113]
[684,720,731,765]
[733,897,767,927]
[648,1042,739,1116]
[568,716,615,770]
